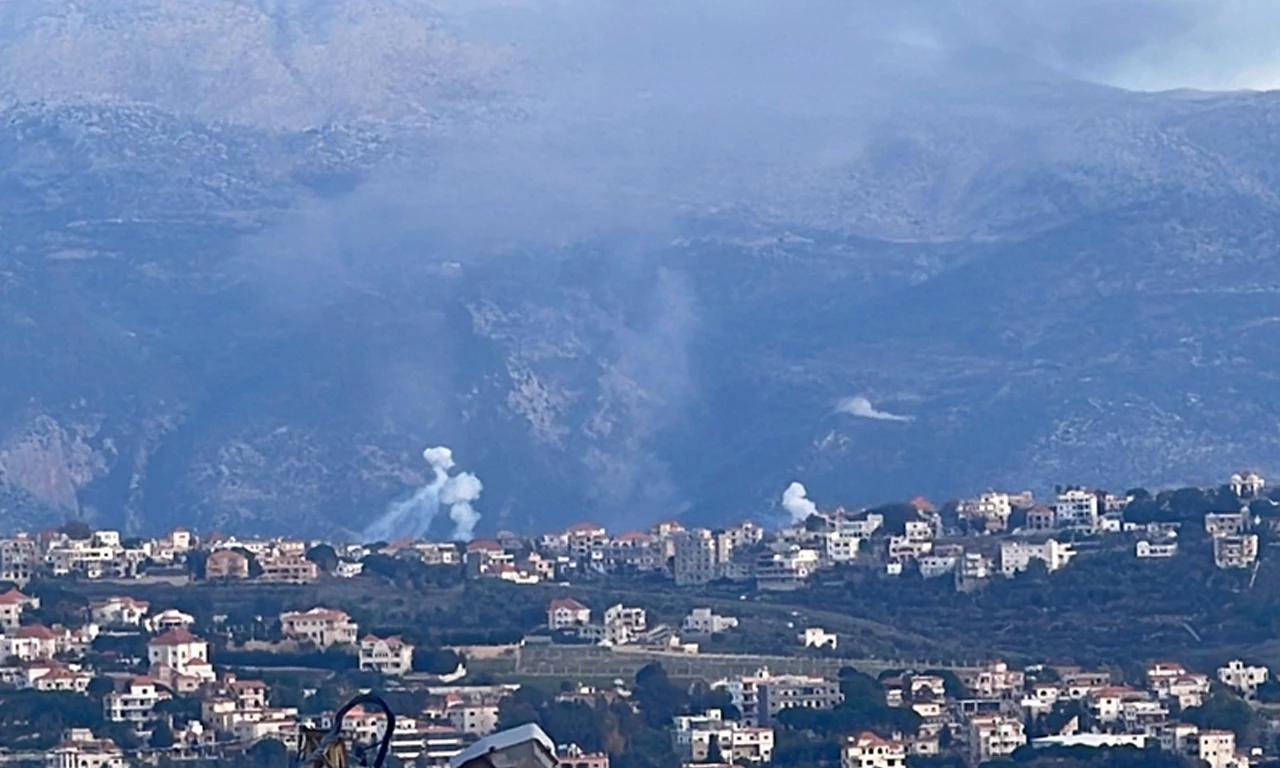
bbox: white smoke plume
[836,395,913,422]
[363,446,484,542]
[782,481,818,524]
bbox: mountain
[3,5,1280,537]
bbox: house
[105,676,170,724]
[963,660,1025,698]
[1199,730,1248,768]
[1205,512,1250,537]
[359,634,414,676]
[547,598,591,630]
[682,608,739,635]
[0,588,39,631]
[961,492,1013,532]
[728,668,843,727]
[3,624,61,661]
[1000,539,1074,577]
[843,732,907,768]
[45,736,127,768]
[557,744,611,768]
[968,714,1026,763]
[1214,535,1258,569]
[1218,660,1269,697]
[1054,489,1099,531]
[258,553,318,583]
[90,596,149,628]
[802,627,837,649]
[147,628,209,676]
[145,608,196,633]
[602,604,646,644]
[446,702,500,736]
[672,709,775,764]
[1230,471,1266,500]
[1025,506,1056,531]
[1136,540,1178,558]
[279,608,359,648]
[205,549,250,580]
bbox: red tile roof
[150,628,203,646]
[614,531,650,543]
[566,522,604,534]
[548,597,588,611]
[0,589,33,606]
[465,539,502,552]
[15,624,58,640]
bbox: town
[1,471,1278,768]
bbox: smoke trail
[363,445,484,542]
[782,481,818,523]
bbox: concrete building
[1054,489,1099,531]
[1199,730,1248,768]
[672,709,774,764]
[682,608,739,635]
[728,668,843,727]
[258,553,319,583]
[1213,534,1259,569]
[1230,471,1266,500]
[0,588,39,631]
[842,732,907,768]
[968,714,1026,763]
[1136,540,1178,558]
[205,549,250,580]
[105,676,170,724]
[147,628,209,675]
[802,627,837,649]
[547,598,591,630]
[1217,659,1269,697]
[280,607,359,648]
[1000,539,1075,577]
[1205,512,1250,538]
[359,634,414,676]
[673,528,732,586]
[89,596,148,628]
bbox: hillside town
[0,472,1277,768]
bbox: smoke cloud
[782,481,818,524]
[836,396,913,423]
[363,445,484,542]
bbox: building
[1000,539,1075,577]
[547,598,591,630]
[672,709,774,764]
[802,627,837,649]
[89,596,148,628]
[280,608,359,648]
[1205,512,1250,538]
[729,668,843,727]
[3,624,62,661]
[0,535,38,586]
[359,634,414,676]
[147,628,209,675]
[1217,660,1269,697]
[0,588,39,631]
[557,744,610,768]
[104,676,170,724]
[1230,471,1266,500]
[1199,730,1248,768]
[1136,540,1178,559]
[602,604,647,645]
[446,702,500,736]
[1213,534,1259,569]
[673,528,727,587]
[258,553,319,583]
[45,737,127,768]
[968,714,1026,763]
[145,609,196,633]
[682,608,739,635]
[205,549,250,580]
[1025,506,1056,531]
[1054,489,1099,531]
[755,546,821,591]
[962,492,1013,533]
[963,660,1025,699]
[842,732,907,768]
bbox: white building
[1230,471,1266,500]
[446,703,500,737]
[824,531,864,564]
[0,588,39,631]
[1205,512,1250,537]
[1217,659,1269,697]
[672,709,775,764]
[1000,539,1075,577]
[547,598,591,630]
[728,668,844,727]
[1199,730,1248,768]
[89,597,148,628]
[145,609,196,633]
[105,676,170,724]
[359,634,414,676]
[843,732,907,768]
[963,492,1013,532]
[968,714,1026,763]
[1136,540,1178,559]
[802,627,837,649]
[279,607,359,648]
[147,628,209,675]
[682,608,739,634]
[1054,489,1099,531]
[1214,534,1259,569]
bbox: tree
[87,676,115,701]
[633,663,687,729]
[306,544,340,573]
[246,738,289,768]
[149,721,175,749]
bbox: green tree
[149,721,175,749]
[306,545,340,573]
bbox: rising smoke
[363,446,484,542]
[781,481,818,524]
[836,396,913,422]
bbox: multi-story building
[1199,730,1248,768]
[824,530,864,564]
[446,702,500,736]
[1054,489,1099,531]
[0,588,39,631]
[1214,534,1259,569]
[557,744,610,768]
[4,623,62,661]
[1205,512,1250,538]
[1229,471,1266,500]
[842,732,907,768]
[1024,506,1056,531]
[105,676,170,724]
[967,714,1026,763]
[46,736,127,768]
[963,660,1025,699]
[602,604,646,645]
[280,608,359,648]
[728,668,843,727]
[673,528,730,586]
[547,598,591,630]
[359,634,414,676]
[258,553,319,583]
[0,535,38,586]
[1136,540,1178,558]
[962,492,1013,533]
[754,546,821,591]
[145,609,195,633]
[205,549,250,580]
[1217,659,1269,697]
[672,709,774,764]
[89,596,148,628]
[682,608,739,635]
[147,628,209,675]
[999,539,1074,577]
